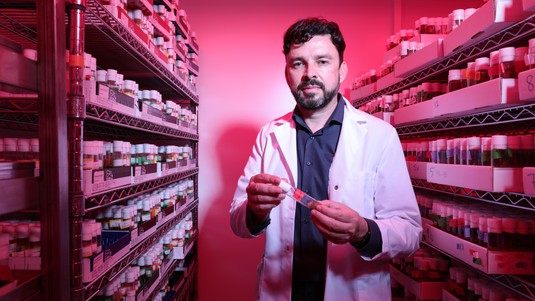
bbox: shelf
[82,198,198,301]
[84,0,198,102]
[142,232,197,301]
[85,103,199,141]
[396,103,535,140]
[0,35,37,93]
[421,241,535,300]
[352,14,535,108]
[0,9,37,51]
[84,167,198,212]
[0,170,39,215]
[0,270,41,301]
[412,178,535,212]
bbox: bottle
[489,50,500,79]
[508,135,521,167]
[487,217,504,250]
[466,62,476,87]
[527,38,535,70]
[453,138,462,164]
[447,139,455,164]
[514,46,528,75]
[491,135,512,167]
[474,57,490,84]
[278,181,320,209]
[519,134,534,167]
[452,9,465,30]
[437,139,447,164]
[448,69,462,92]
[499,47,517,78]
[467,136,482,166]
[481,137,492,166]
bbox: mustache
[298,79,324,90]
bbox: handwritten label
[527,74,534,92]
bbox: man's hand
[310,200,369,245]
[246,174,286,223]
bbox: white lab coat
[230,97,422,301]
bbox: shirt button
[306,161,311,166]
[310,136,315,140]
[334,185,339,190]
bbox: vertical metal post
[37,0,70,300]
[66,0,87,299]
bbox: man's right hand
[246,174,286,223]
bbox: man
[230,17,422,301]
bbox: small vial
[278,181,320,209]
[400,41,409,58]
[491,135,512,167]
[499,47,517,78]
[437,139,447,164]
[516,219,531,251]
[112,140,123,167]
[477,216,488,247]
[430,140,437,163]
[469,212,481,243]
[83,141,94,170]
[383,95,394,112]
[519,134,534,167]
[446,139,455,164]
[448,69,462,92]
[426,17,436,34]
[514,46,528,75]
[462,211,472,241]
[526,38,535,70]
[466,62,476,87]
[508,135,521,167]
[452,9,465,30]
[501,217,517,251]
[489,50,500,79]
[481,137,492,166]
[464,8,477,20]
[474,57,490,84]
[453,138,462,164]
[419,17,428,34]
[487,217,504,250]
[467,136,482,166]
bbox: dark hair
[283,17,346,64]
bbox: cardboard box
[517,68,535,102]
[177,159,188,172]
[107,88,136,117]
[82,230,131,283]
[407,161,428,180]
[158,204,176,226]
[389,264,447,300]
[395,39,444,78]
[83,166,133,196]
[8,257,40,270]
[426,163,523,193]
[423,223,535,274]
[443,0,530,56]
[433,78,519,118]
[394,100,436,125]
[133,163,159,184]
[522,167,535,196]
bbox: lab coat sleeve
[368,129,422,261]
[229,125,268,238]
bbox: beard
[292,78,340,111]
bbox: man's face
[285,34,347,111]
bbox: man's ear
[339,61,348,83]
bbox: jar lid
[448,69,461,80]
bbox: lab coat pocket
[332,170,376,219]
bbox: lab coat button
[306,161,311,166]
[334,185,339,190]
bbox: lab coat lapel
[330,101,369,188]
[272,118,299,186]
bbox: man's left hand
[310,200,369,245]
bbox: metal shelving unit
[352,14,535,108]
[0,0,200,300]
[351,10,535,300]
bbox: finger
[250,174,281,185]
[311,209,357,237]
[246,181,285,197]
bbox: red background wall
[178,1,483,300]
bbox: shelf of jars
[85,103,199,141]
[412,179,535,211]
[421,241,535,299]
[84,0,198,102]
[142,236,197,301]
[167,263,197,301]
[81,198,198,300]
[352,13,535,108]
[395,102,535,140]
[84,167,199,212]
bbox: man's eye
[292,62,303,68]
[318,60,329,65]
